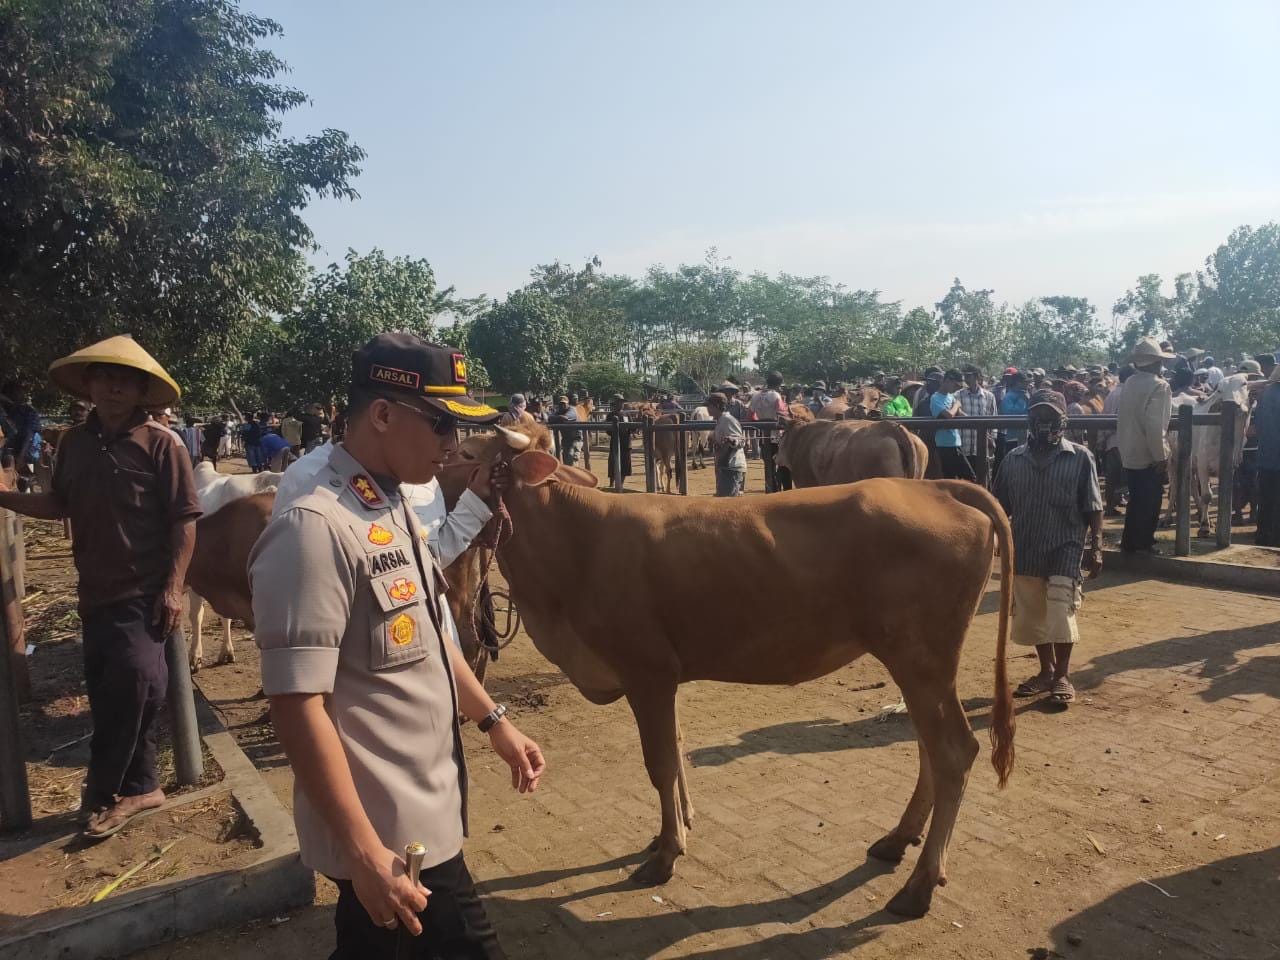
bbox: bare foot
[84,789,166,839]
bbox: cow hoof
[630,853,675,885]
[868,833,919,864]
[885,880,934,918]
[189,659,201,674]
[218,651,236,665]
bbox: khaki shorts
[1012,575,1081,648]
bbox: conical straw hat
[48,335,181,408]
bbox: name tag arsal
[369,548,411,576]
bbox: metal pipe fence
[469,403,1242,558]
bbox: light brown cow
[648,412,680,493]
[460,427,1015,918]
[776,418,928,486]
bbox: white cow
[1165,375,1252,537]
[187,462,282,670]
[690,405,712,470]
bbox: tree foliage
[467,291,579,395]
[650,341,741,395]
[566,360,643,400]
[0,0,365,406]
[1011,296,1106,370]
[254,250,468,408]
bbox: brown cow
[459,427,1015,918]
[776,418,928,486]
[184,492,274,667]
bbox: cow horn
[494,425,532,450]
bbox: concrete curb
[1102,547,1280,596]
[0,693,313,960]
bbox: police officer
[251,334,545,959]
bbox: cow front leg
[219,617,235,665]
[187,589,204,673]
[675,697,694,830]
[626,681,685,884]
[886,685,977,918]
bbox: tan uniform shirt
[250,445,467,877]
[1117,371,1172,469]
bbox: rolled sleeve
[250,507,354,696]
[434,489,492,569]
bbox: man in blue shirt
[931,369,976,482]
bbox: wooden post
[0,490,31,830]
[642,419,656,493]
[1217,401,1238,549]
[1175,404,1193,557]
[976,427,990,488]
[165,628,204,787]
[676,418,689,496]
[1,504,28,702]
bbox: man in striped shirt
[994,390,1104,707]
[959,365,997,483]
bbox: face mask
[1029,414,1064,449]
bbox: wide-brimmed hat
[48,335,181,407]
[1130,337,1176,365]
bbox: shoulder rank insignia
[350,474,384,508]
[390,613,415,646]
[367,522,394,546]
[388,577,417,603]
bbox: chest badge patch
[390,613,416,646]
[350,474,384,508]
[367,522,394,546]
[388,577,417,603]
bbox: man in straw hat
[250,333,544,957]
[0,335,201,839]
[1116,336,1174,553]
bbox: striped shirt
[958,386,997,455]
[993,438,1103,580]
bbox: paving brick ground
[134,566,1280,960]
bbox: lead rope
[467,494,521,676]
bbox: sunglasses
[391,399,457,436]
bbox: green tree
[1182,223,1280,358]
[1012,296,1106,369]
[935,279,1014,371]
[525,258,635,364]
[566,360,644,400]
[650,341,741,395]
[0,0,364,406]
[1110,273,1195,359]
[260,249,468,408]
[888,306,948,374]
[468,291,579,395]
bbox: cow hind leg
[886,683,978,918]
[675,698,694,830]
[626,681,686,884]
[868,738,932,863]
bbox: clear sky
[255,0,1280,323]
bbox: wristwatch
[478,703,508,734]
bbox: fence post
[642,419,656,493]
[1175,404,1193,557]
[1217,401,1238,549]
[165,628,204,786]
[976,427,990,488]
[610,424,624,493]
[676,419,689,496]
[0,497,31,830]
[552,426,562,462]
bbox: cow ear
[511,450,562,486]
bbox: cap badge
[367,522,394,546]
[350,474,384,508]
[390,613,416,646]
[451,353,467,384]
[388,577,417,603]
[370,364,421,390]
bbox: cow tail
[887,421,917,478]
[946,482,1016,787]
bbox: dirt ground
[112,448,1280,959]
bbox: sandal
[83,806,141,841]
[1050,677,1076,705]
[1015,675,1053,697]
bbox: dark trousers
[82,595,168,808]
[1256,470,1280,546]
[1122,466,1164,551]
[964,453,988,487]
[937,446,977,482]
[331,853,505,960]
[761,439,779,493]
[1104,447,1127,511]
[1236,449,1258,519]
